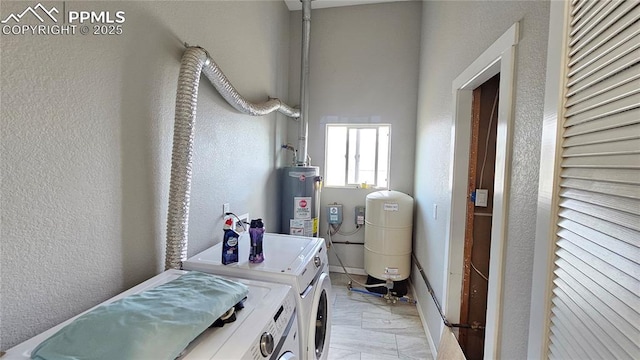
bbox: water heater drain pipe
[165,45,300,270]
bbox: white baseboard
[328,265,367,276]
[410,278,438,359]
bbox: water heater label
[383,203,399,211]
[288,171,316,178]
[294,197,312,219]
[290,219,312,236]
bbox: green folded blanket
[31,271,249,360]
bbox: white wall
[412,1,550,358]
[0,1,290,349]
[288,1,422,270]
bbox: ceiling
[283,0,410,11]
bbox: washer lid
[184,233,327,294]
[5,270,294,360]
[186,233,320,275]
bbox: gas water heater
[280,166,322,237]
[364,190,414,284]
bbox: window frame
[324,123,391,189]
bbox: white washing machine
[184,233,331,360]
[4,270,299,360]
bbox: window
[325,124,390,188]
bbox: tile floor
[327,273,434,360]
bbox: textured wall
[0,1,290,349]
[288,2,422,269]
[412,1,550,357]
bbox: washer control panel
[249,293,296,359]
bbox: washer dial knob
[314,255,321,268]
[260,332,274,357]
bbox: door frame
[442,22,519,358]
[527,1,569,358]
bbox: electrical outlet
[234,213,249,232]
[237,213,249,224]
[475,189,489,207]
[223,203,230,216]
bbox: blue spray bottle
[222,217,239,265]
[249,219,265,263]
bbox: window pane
[325,124,391,188]
[377,126,390,188]
[358,128,377,186]
[347,128,357,184]
[326,126,347,186]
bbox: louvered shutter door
[548,0,640,359]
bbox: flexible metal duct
[165,46,300,270]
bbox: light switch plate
[475,189,489,207]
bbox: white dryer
[5,270,299,360]
[184,233,331,360]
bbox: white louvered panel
[556,239,637,294]
[559,197,640,231]
[561,167,640,184]
[555,270,638,351]
[568,23,640,79]
[569,2,640,57]
[555,252,638,318]
[570,1,623,40]
[557,226,639,280]
[566,50,640,99]
[561,178,640,199]
[562,153,640,169]
[560,188,640,224]
[563,138,640,157]
[550,294,617,359]
[549,300,603,360]
[554,256,640,330]
[564,108,640,135]
[569,0,599,27]
[563,123,640,147]
[548,324,591,360]
[558,217,640,261]
[554,276,638,357]
[549,322,592,360]
[565,77,640,117]
[566,63,640,103]
[558,208,638,246]
[570,0,619,39]
[570,0,588,17]
[563,94,640,125]
[549,320,588,360]
[548,0,640,357]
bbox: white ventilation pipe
[165,46,300,270]
[296,0,312,166]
